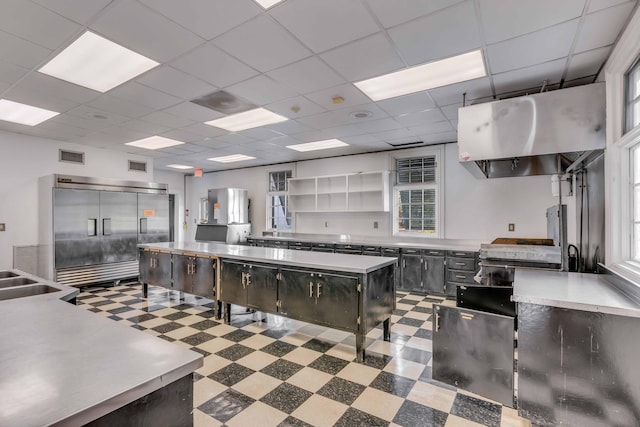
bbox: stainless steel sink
[0,271,19,279]
[0,285,59,301]
[0,277,37,288]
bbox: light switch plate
[0,223,5,231]
[508,223,515,232]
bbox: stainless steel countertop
[253,233,483,252]
[0,270,203,427]
[513,269,640,317]
[139,241,397,273]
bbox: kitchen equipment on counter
[195,187,251,244]
[38,175,170,286]
[195,223,251,244]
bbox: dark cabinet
[139,249,171,289]
[433,304,515,407]
[311,243,334,252]
[173,254,216,299]
[279,269,359,331]
[334,244,362,255]
[445,250,479,297]
[400,248,445,295]
[219,260,278,311]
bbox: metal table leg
[143,282,148,298]
[356,333,365,363]
[224,303,231,323]
[383,318,391,341]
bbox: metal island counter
[138,241,398,362]
[513,268,640,426]
[0,269,203,427]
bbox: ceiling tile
[297,103,388,129]
[109,82,183,110]
[215,15,311,72]
[440,104,462,121]
[3,85,78,113]
[304,84,372,110]
[566,46,611,80]
[47,112,113,132]
[376,92,437,116]
[0,60,28,85]
[121,119,172,135]
[388,1,481,66]
[101,126,148,141]
[320,32,405,82]
[182,123,228,138]
[31,121,90,138]
[212,133,256,145]
[195,139,233,149]
[139,111,195,129]
[91,1,204,63]
[140,0,261,40]
[163,102,225,122]
[366,0,466,29]
[271,0,380,53]
[327,117,404,138]
[0,0,80,50]
[419,131,458,144]
[87,95,154,119]
[226,75,299,106]
[427,77,492,107]
[137,66,217,100]
[587,0,635,13]
[372,128,421,142]
[574,2,637,53]
[265,119,315,135]
[407,121,454,135]
[16,72,101,104]
[394,109,448,127]
[73,131,128,147]
[159,130,208,144]
[177,142,211,152]
[171,43,259,88]
[487,19,579,74]
[238,127,288,141]
[479,0,586,44]
[266,57,345,94]
[492,58,566,94]
[0,30,52,69]
[265,96,327,118]
[66,105,133,126]
[32,0,112,25]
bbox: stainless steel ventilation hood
[457,83,605,178]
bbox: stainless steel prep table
[513,269,640,426]
[138,241,398,362]
[0,269,202,427]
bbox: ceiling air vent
[386,141,424,148]
[59,149,85,164]
[128,160,147,172]
[191,90,257,114]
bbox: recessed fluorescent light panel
[254,0,285,8]
[125,136,185,150]
[208,154,256,163]
[354,50,486,101]
[205,108,288,132]
[286,139,349,152]
[166,164,194,170]
[0,99,59,126]
[38,31,159,92]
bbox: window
[394,153,442,237]
[627,57,640,133]
[266,170,292,230]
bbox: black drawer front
[447,270,476,284]
[335,244,362,250]
[447,250,477,258]
[401,248,422,255]
[382,247,400,257]
[290,241,312,249]
[447,257,476,271]
[270,240,289,247]
[423,249,446,256]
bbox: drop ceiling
[0,0,637,172]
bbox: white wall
[0,130,154,270]
[183,143,574,244]
[153,170,187,242]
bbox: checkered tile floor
[77,284,530,427]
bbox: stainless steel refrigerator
[39,175,170,286]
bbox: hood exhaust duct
[457,83,605,178]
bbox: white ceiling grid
[0,0,636,172]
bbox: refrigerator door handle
[102,218,112,236]
[88,218,97,236]
[140,217,148,234]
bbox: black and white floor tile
[76,284,530,427]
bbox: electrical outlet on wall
[0,223,5,231]
[508,223,515,232]
[324,221,328,228]
[373,221,378,229]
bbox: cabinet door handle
[455,262,466,266]
[435,311,440,331]
[316,283,322,298]
[456,274,466,279]
[309,282,314,298]
[402,259,406,268]
[246,273,251,286]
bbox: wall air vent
[386,141,424,148]
[128,160,147,172]
[59,149,85,164]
